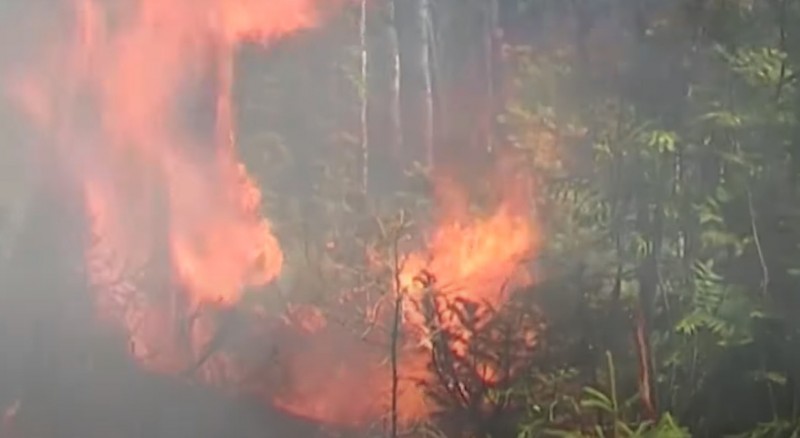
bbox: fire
[401,178,535,306]
[11,0,316,310]
[5,0,543,432]
[399,164,539,388]
[258,161,540,426]
[8,0,312,363]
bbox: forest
[0,0,799,437]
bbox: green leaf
[582,386,613,407]
[753,371,788,386]
[699,111,743,128]
[580,398,615,414]
[646,130,679,153]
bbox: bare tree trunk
[388,1,402,165]
[388,216,407,438]
[420,0,434,169]
[389,293,403,438]
[395,0,434,170]
[425,0,500,175]
[359,0,369,194]
[634,195,660,421]
[364,0,402,195]
[388,1,402,160]
[483,0,501,156]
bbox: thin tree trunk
[388,0,402,164]
[389,293,403,438]
[634,196,660,420]
[359,0,369,194]
[364,0,401,195]
[484,0,500,155]
[389,220,406,438]
[421,0,434,169]
[395,0,434,170]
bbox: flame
[9,0,318,348]
[2,0,338,389]
[400,158,538,360]
[402,179,534,305]
[9,0,320,310]
[261,159,541,426]
[6,0,543,431]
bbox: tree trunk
[359,0,369,194]
[365,0,403,195]
[483,0,501,156]
[394,0,434,170]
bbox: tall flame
[3,0,335,381]
[8,0,327,311]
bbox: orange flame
[9,0,318,311]
[261,159,540,426]
[4,0,335,386]
[8,0,316,321]
[6,0,543,431]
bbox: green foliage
[518,353,690,438]
[501,0,800,435]
[230,0,800,436]
[733,418,800,438]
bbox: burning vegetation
[0,0,543,436]
[6,1,798,437]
